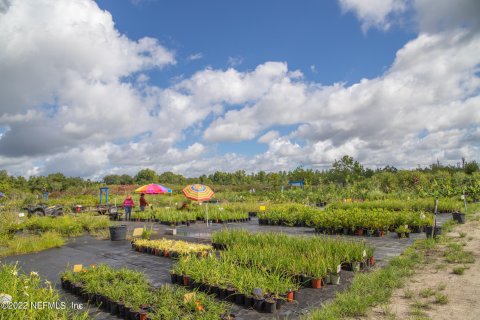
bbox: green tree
[331,155,365,186]
[464,161,479,175]
[134,169,157,184]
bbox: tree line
[0,156,478,194]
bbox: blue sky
[96,0,416,159]
[0,0,479,178]
[97,0,415,86]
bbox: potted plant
[395,225,411,238]
[452,208,466,224]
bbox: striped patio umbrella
[182,184,215,226]
[182,184,214,201]
[135,183,170,194]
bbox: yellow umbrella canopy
[182,184,214,202]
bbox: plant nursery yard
[2,213,453,320]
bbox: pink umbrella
[134,184,170,194]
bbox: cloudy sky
[0,0,479,178]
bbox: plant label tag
[253,288,262,296]
[259,206,266,211]
[337,265,341,274]
[73,264,83,273]
[363,250,366,258]
[18,212,25,217]
[133,228,143,237]
[183,292,196,304]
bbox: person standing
[123,194,134,221]
[139,193,148,211]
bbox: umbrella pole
[206,203,209,227]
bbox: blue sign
[289,180,304,189]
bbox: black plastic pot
[253,297,264,312]
[123,306,131,320]
[226,288,236,302]
[64,279,72,291]
[452,212,466,224]
[109,225,127,241]
[235,293,245,305]
[118,302,125,317]
[74,283,83,295]
[105,298,114,312]
[244,296,254,308]
[204,284,212,294]
[176,275,184,285]
[110,300,119,315]
[170,273,178,284]
[192,281,201,290]
[219,288,227,300]
[264,299,276,313]
[301,275,311,287]
[276,297,285,310]
[130,309,140,320]
[87,293,95,304]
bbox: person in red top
[139,193,148,211]
[123,194,134,221]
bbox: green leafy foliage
[62,264,230,319]
[0,264,88,320]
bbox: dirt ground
[365,213,480,320]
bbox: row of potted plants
[132,238,212,258]
[328,198,463,213]
[130,209,197,225]
[1,264,88,320]
[171,254,298,314]
[129,206,250,225]
[195,207,250,223]
[211,230,374,283]
[61,264,233,320]
[257,205,433,235]
[311,209,432,236]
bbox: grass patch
[0,212,110,257]
[436,283,446,291]
[403,288,414,299]
[419,288,436,298]
[452,266,467,275]
[379,303,396,318]
[21,215,110,236]
[469,214,480,221]
[434,293,448,305]
[440,219,457,233]
[0,231,65,258]
[410,311,430,320]
[459,232,467,238]
[412,299,431,309]
[444,247,475,264]
[90,228,110,240]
